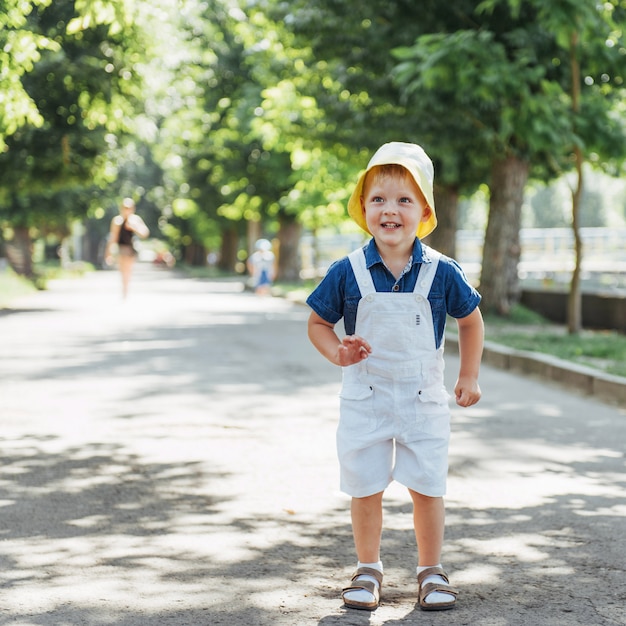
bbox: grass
[0,261,95,309]
[0,267,38,308]
[482,305,626,378]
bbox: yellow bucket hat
[347,142,437,239]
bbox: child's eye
[371,196,384,203]
[399,196,412,203]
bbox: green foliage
[0,0,58,147]
[0,0,153,250]
[2,0,626,276]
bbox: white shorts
[336,374,450,498]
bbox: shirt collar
[363,237,430,270]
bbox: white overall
[337,246,451,498]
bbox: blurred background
[1,0,625,332]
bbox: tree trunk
[567,31,583,335]
[218,226,239,272]
[184,242,207,266]
[276,213,301,282]
[5,226,34,278]
[568,151,583,334]
[479,155,529,315]
[424,184,459,258]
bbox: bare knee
[408,489,442,507]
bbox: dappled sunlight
[575,502,626,517]
[452,562,503,585]
[456,533,568,562]
[2,269,624,624]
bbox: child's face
[360,167,432,249]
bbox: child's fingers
[337,337,371,365]
[344,335,372,353]
[455,386,481,407]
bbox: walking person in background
[105,197,150,299]
[247,238,276,296]
[306,142,484,611]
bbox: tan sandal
[417,566,458,611]
[341,567,383,611]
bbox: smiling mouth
[382,223,401,229]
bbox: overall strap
[347,248,376,297]
[413,245,441,297]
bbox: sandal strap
[417,567,458,605]
[350,567,383,587]
[342,579,379,597]
[420,580,458,600]
[342,566,383,599]
[417,566,449,586]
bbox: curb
[446,334,626,408]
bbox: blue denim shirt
[306,238,481,349]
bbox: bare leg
[118,255,135,299]
[351,492,384,562]
[408,489,444,565]
[342,492,384,608]
[409,489,456,608]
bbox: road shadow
[1,270,624,625]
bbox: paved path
[0,265,624,625]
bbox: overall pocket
[417,385,450,406]
[339,383,378,435]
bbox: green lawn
[0,268,37,308]
[0,262,95,309]
[483,306,626,378]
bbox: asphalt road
[0,264,624,626]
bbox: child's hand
[454,376,481,407]
[337,335,372,366]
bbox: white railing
[302,228,626,293]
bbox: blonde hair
[362,164,430,209]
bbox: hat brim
[347,164,437,239]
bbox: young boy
[306,142,484,611]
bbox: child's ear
[421,205,433,222]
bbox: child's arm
[454,307,484,407]
[308,311,372,367]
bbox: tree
[393,1,626,315]
[276,0,488,259]
[394,18,562,314]
[157,1,351,277]
[520,0,626,333]
[0,0,149,276]
[0,0,57,149]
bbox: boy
[306,142,484,611]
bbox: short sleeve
[442,258,481,319]
[305,258,349,325]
